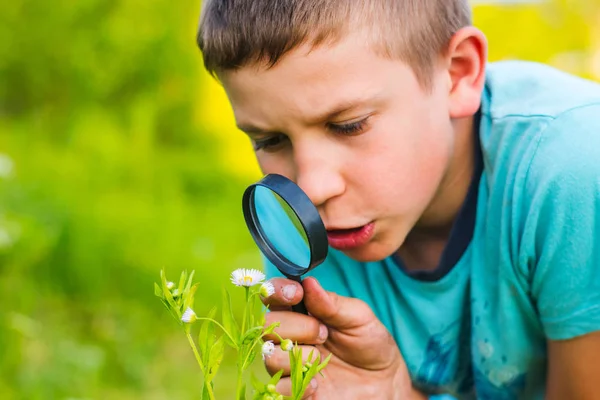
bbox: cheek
[350,115,453,211]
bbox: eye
[328,118,369,136]
[252,134,288,152]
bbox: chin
[341,242,397,263]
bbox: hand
[262,277,425,400]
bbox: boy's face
[221,31,459,262]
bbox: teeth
[329,226,362,234]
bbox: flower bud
[259,282,275,298]
[181,307,197,324]
[262,340,275,360]
[280,339,294,352]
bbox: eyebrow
[236,124,265,135]
[237,95,379,134]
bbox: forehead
[219,32,421,125]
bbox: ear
[445,27,488,119]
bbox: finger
[267,305,292,312]
[275,376,318,398]
[262,278,304,308]
[264,311,328,345]
[264,344,321,376]
[303,277,375,330]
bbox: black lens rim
[242,174,328,278]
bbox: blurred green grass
[1,0,598,398]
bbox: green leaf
[160,270,180,318]
[317,353,332,374]
[222,288,240,348]
[300,352,320,396]
[248,287,264,328]
[262,321,279,336]
[159,299,170,311]
[183,270,197,310]
[183,283,199,316]
[199,307,217,367]
[290,346,303,398]
[268,369,284,386]
[207,336,225,382]
[256,308,266,328]
[154,282,163,298]
[241,326,262,345]
[250,372,266,392]
[241,340,260,370]
[178,270,187,295]
[184,270,195,295]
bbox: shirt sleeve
[522,104,600,341]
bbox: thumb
[302,277,375,330]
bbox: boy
[197,0,600,398]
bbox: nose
[293,145,345,209]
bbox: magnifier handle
[289,276,308,315]
[292,300,309,315]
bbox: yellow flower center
[243,276,253,284]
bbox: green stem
[236,367,244,399]
[241,331,280,370]
[241,337,263,371]
[186,332,216,400]
[195,317,239,350]
[241,287,250,334]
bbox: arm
[521,105,600,399]
[547,332,600,400]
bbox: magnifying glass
[242,174,328,314]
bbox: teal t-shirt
[262,61,600,399]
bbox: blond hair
[197,0,471,88]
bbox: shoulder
[517,103,600,261]
[479,62,600,189]
[484,61,600,119]
[525,103,600,191]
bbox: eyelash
[253,134,287,152]
[328,119,368,136]
[253,118,369,152]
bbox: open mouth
[326,222,375,250]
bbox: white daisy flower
[230,268,265,287]
[262,340,275,360]
[181,307,197,324]
[259,281,275,298]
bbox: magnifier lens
[242,174,328,314]
[253,186,311,272]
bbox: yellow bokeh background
[0,1,598,398]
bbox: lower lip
[327,222,375,251]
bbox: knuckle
[306,318,321,341]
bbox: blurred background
[1,0,599,398]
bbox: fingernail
[318,324,328,342]
[311,378,318,389]
[282,285,296,301]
